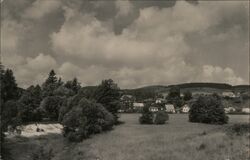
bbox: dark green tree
[17,91,43,122]
[94,79,121,123]
[64,77,81,94]
[57,77,64,86]
[1,69,18,102]
[61,98,114,142]
[189,95,228,124]
[168,86,180,99]
[42,70,58,97]
[167,86,183,108]
[139,105,154,124]
[27,85,42,105]
[183,91,192,101]
[40,96,63,121]
[154,111,169,124]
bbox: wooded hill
[122,83,250,101]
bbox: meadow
[5,114,250,160]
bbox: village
[119,90,250,114]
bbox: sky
[1,0,249,89]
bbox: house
[224,107,236,113]
[120,95,135,112]
[149,106,158,112]
[242,108,250,113]
[155,98,165,104]
[222,91,235,98]
[182,104,190,113]
[133,103,144,109]
[165,104,175,113]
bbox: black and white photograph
[0,0,249,159]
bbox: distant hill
[122,83,249,100]
[79,82,249,101]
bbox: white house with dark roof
[165,104,175,113]
[242,107,250,113]
[133,103,144,109]
[222,91,235,98]
[149,106,158,112]
[182,104,190,113]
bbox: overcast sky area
[1,0,249,89]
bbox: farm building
[222,91,235,98]
[133,103,144,109]
[149,106,158,112]
[242,107,250,113]
[224,107,236,113]
[165,104,175,113]
[182,104,190,113]
[120,95,135,112]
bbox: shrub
[58,94,83,122]
[154,111,169,124]
[227,123,250,136]
[139,106,154,124]
[31,146,54,160]
[61,98,114,142]
[40,96,63,121]
[189,95,228,124]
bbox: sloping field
[5,114,250,160]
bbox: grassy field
[5,114,250,160]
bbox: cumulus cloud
[11,53,57,88]
[198,65,246,85]
[1,0,249,88]
[49,1,248,88]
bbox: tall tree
[1,69,18,102]
[94,79,121,123]
[57,77,64,86]
[45,70,57,85]
[168,86,180,99]
[42,70,58,97]
[167,86,182,108]
[183,91,192,101]
[65,77,81,94]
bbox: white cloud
[25,53,57,71]
[12,53,58,88]
[197,65,246,85]
[2,0,248,88]
[49,1,248,88]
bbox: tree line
[0,65,122,157]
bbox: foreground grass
[5,114,250,160]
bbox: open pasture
[6,114,250,160]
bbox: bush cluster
[60,96,114,142]
[227,123,250,136]
[139,106,154,124]
[139,106,169,125]
[189,95,228,124]
[154,111,169,124]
